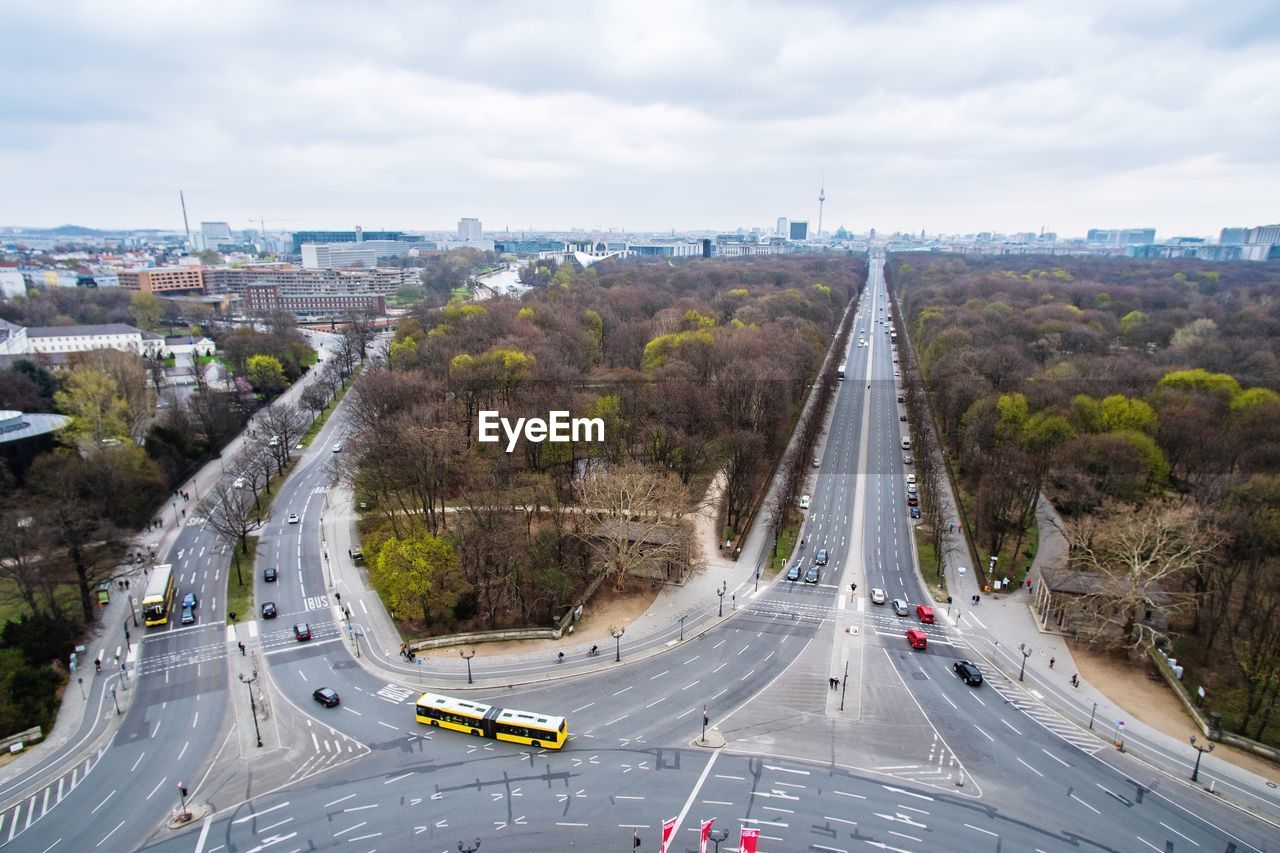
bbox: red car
[907,629,928,650]
[916,605,935,624]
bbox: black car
[313,687,340,707]
[910,506,922,519]
[954,660,984,686]
[814,548,829,566]
[261,601,278,619]
[264,566,278,582]
[786,564,802,581]
[294,622,312,641]
[803,566,820,584]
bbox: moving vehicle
[837,363,846,380]
[264,566,278,582]
[907,629,928,650]
[332,442,343,453]
[786,564,802,582]
[954,661,984,686]
[870,588,887,605]
[261,601,278,619]
[916,605,935,623]
[287,512,300,524]
[313,687,340,708]
[892,599,909,617]
[814,548,829,566]
[141,563,175,627]
[798,495,810,510]
[415,692,568,749]
[294,623,312,641]
[180,605,194,625]
[182,592,197,609]
[803,565,820,584]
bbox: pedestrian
[238,641,245,656]
[348,548,352,558]
[125,579,129,590]
[118,580,125,591]
[181,508,186,518]
[408,649,416,662]
[95,657,101,673]
[1049,656,1055,669]
[1071,673,1079,688]
[949,522,955,533]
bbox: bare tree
[258,402,310,474]
[204,482,265,586]
[576,462,692,590]
[1064,501,1219,650]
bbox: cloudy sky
[2,0,1277,237]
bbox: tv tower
[817,172,826,239]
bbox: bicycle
[556,652,565,664]
[587,646,600,657]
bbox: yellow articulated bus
[141,563,175,627]
[415,692,568,750]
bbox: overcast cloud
[1,0,1277,236]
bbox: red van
[916,605,935,624]
[906,629,928,650]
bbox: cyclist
[589,645,599,657]
[556,652,565,664]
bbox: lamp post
[717,581,727,617]
[1190,735,1215,782]
[239,671,263,748]
[755,565,761,592]
[460,649,476,685]
[128,596,138,627]
[111,685,121,715]
[458,839,481,853]
[610,625,625,662]
[1018,643,1032,682]
[708,828,729,852]
[679,615,686,642]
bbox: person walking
[238,641,245,656]
[1071,673,1079,688]
[1049,656,1055,669]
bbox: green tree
[1097,395,1157,433]
[245,354,287,395]
[54,367,129,447]
[128,292,165,332]
[372,530,470,627]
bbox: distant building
[290,230,406,253]
[458,218,483,242]
[200,221,232,244]
[1086,228,1156,245]
[776,217,789,237]
[1219,227,1248,245]
[117,266,205,294]
[301,243,378,270]
[1246,224,1280,245]
[0,267,25,300]
[494,239,564,256]
[789,221,809,241]
[7,322,163,357]
[245,283,386,318]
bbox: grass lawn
[914,527,948,601]
[224,535,257,623]
[0,580,80,625]
[766,527,801,573]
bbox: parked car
[261,601,278,619]
[294,623,312,641]
[906,474,916,484]
[287,512,300,524]
[182,592,197,609]
[233,477,246,489]
[900,414,907,421]
[786,564,802,582]
[904,454,914,464]
[313,687,340,707]
[907,629,928,650]
[798,495,811,510]
[870,588,887,605]
[910,506,921,519]
[332,442,343,453]
[907,495,919,507]
[264,566,278,582]
[804,565,820,584]
[813,457,821,467]
[907,483,918,494]
[815,548,829,566]
[916,605,935,624]
[954,660,984,686]
[892,599,909,617]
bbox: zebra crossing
[286,719,368,784]
[0,746,106,848]
[983,671,1105,754]
[137,639,227,675]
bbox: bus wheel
[430,720,438,727]
[472,729,480,736]
[531,741,541,748]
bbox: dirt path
[1074,647,1280,782]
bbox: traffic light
[633,834,641,848]
[179,784,188,798]
[335,592,341,602]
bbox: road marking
[765,765,811,776]
[1000,719,1021,735]
[332,821,366,837]
[1041,748,1071,768]
[570,702,595,713]
[129,753,145,773]
[232,801,290,823]
[1135,837,1162,851]
[1070,793,1101,814]
[556,822,589,826]
[964,823,998,837]
[89,791,114,815]
[344,803,379,811]
[1016,757,1044,777]
[682,680,700,691]
[973,725,995,742]
[258,817,293,834]
[612,686,633,696]
[384,772,414,784]
[683,656,700,664]
[715,774,744,781]
[604,714,629,726]
[649,670,669,680]
[880,786,930,800]
[702,800,733,806]
[1159,822,1199,845]
[667,750,720,846]
[645,697,666,709]
[95,820,126,848]
[824,816,858,827]
[145,777,167,800]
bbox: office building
[301,243,379,270]
[117,266,205,294]
[458,218,483,242]
[1246,224,1280,245]
[789,221,809,241]
[777,217,789,237]
[1219,227,1248,245]
[245,283,386,318]
[290,230,406,253]
[1086,228,1156,245]
[200,221,232,244]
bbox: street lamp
[239,671,263,748]
[1018,643,1032,682]
[1190,735,1215,782]
[128,596,138,627]
[717,581,727,617]
[679,615,686,642]
[610,625,625,662]
[111,686,121,715]
[458,840,480,853]
[754,565,761,592]
[460,649,476,685]
[708,828,730,852]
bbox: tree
[204,483,264,585]
[371,528,469,628]
[245,354,288,395]
[258,402,309,474]
[54,367,129,448]
[577,462,692,590]
[129,292,166,332]
[300,383,329,418]
[74,348,154,439]
[1063,501,1218,650]
[0,501,62,619]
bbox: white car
[287,513,300,524]
[871,588,887,605]
[233,477,246,489]
[906,474,916,484]
[332,442,343,453]
[798,495,811,510]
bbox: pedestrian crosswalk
[0,746,106,848]
[138,639,227,675]
[286,720,368,784]
[984,672,1105,754]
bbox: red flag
[659,816,677,852]
[700,818,715,853]
[738,827,760,853]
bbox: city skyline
[2,1,1277,235]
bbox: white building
[201,221,233,245]
[458,218,483,242]
[0,269,26,300]
[301,243,379,270]
[777,217,789,237]
[22,323,163,357]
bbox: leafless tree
[258,402,310,474]
[204,482,265,586]
[576,462,692,590]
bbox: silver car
[892,599,909,617]
[870,588,887,605]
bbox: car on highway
[910,506,921,518]
[798,495,810,510]
[293,622,312,641]
[182,592,197,609]
[906,629,928,650]
[870,588,887,605]
[916,605,935,623]
[814,548,828,565]
[892,598,909,617]
[264,566,278,582]
[954,660,984,686]
[804,565,820,584]
[261,601,278,619]
[287,512,300,524]
[181,604,194,624]
[233,477,246,489]
[313,687,340,708]
[332,442,343,453]
[786,564,802,581]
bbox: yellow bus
[414,692,568,750]
[141,563,175,627]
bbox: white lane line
[384,772,414,785]
[973,725,995,742]
[570,702,595,714]
[1070,793,1101,814]
[825,816,858,827]
[258,817,293,833]
[649,670,669,680]
[645,697,666,709]
[964,823,998,837]
[833,790,867,800]
[1135,837,1162,851]
[1041,748,1071,768]
[323,794,356,808]
[94,820,126,848]
[612,686,633,696]
[1001,719,1022,735]
[344,804,379,812]
[89,791,115,815]
[129,753,145,773]
[1159,822,1199,845]
[232,801,289,824]
[1015,757,1044,778]
[667,750,721,846]
[682,680,700,691]
[145,777,167,800]
[332,821,367,837]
